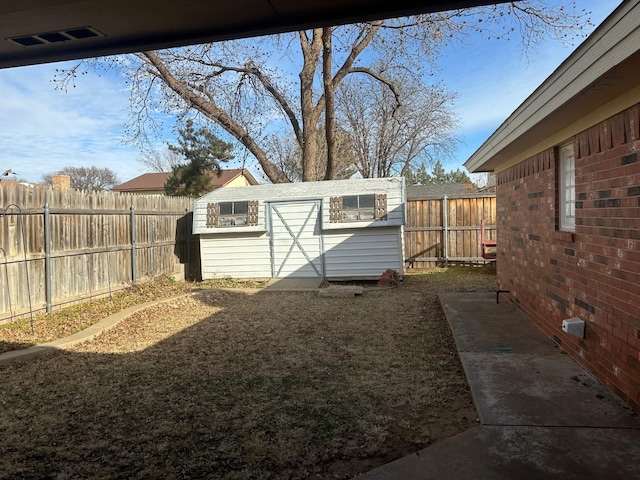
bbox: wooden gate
[404,194,496,268]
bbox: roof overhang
[1,0,503,70]
[465,0,640,173]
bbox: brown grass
[0,267,495,479]
[0,276,267,354]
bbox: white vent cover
[562,317,585,338]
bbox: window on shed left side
[218,201,249,226]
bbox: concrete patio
[359,291,640,479]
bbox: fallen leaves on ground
[0,267,496,479]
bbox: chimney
[52,174,71,190]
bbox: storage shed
[192,177,405,280]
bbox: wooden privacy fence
[0,183,197,321]
[404,194,496,268]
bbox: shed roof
[112,169,258,193]
[195,177,404,203]
[464,0,640,173]
[192,177,405,236]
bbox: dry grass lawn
[0,268,495,479]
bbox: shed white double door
[269,201,323,278]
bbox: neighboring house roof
[465,0,640,173]
[112,168,258,193]
[406,183,480,200]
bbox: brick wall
[496,103,640,412]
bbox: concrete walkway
[359,292,640,479]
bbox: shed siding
[324,227,402,277]
[200,233,271,279]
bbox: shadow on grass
[0,271,494,479]
[0,339,34,353]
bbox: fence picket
[404,194,496,268]
[0,183,195,320]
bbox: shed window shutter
[206,203,219,228]
[247,200,259,226]
[375,194,387,220]
[330,196,343,223]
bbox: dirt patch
[0,268,495,479]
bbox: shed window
[209,201,259,227]
[558,144,575,232]
[342,194,375,221]
[330,194,387,222]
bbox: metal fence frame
[0,184,196,321]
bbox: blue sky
[0,1,621,185]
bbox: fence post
[185,208,190,280]
[130,205,137,283]
[44,203,52,313]
[442,195,449,267]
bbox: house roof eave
[465,0,640,173]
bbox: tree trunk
[322,28,337,181]
[298,30,323,182]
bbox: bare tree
[56,2,591,183]
[41,166,120,191]
[338,68,458,178]
[266,126,356,182]
[138,146,185,172]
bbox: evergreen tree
[405,160,474,186]
[431,160,448,183]
[164,120,234,197]
[446,168,474,184]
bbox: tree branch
[331,21,383,89]
[346,67,402,115]
[322,27,336,180]
[142,51,290,183]
[311,21,383,118]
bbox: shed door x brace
[269,201,323,278]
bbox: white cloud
[0,61,143,183]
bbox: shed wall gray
[200,232,271,279]
[323,227,402,278]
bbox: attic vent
[65,28,100,40]
[10,36,45,47]
[38,32,69,43]
[8,27,103,48]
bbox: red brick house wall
[496,103,640,412]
